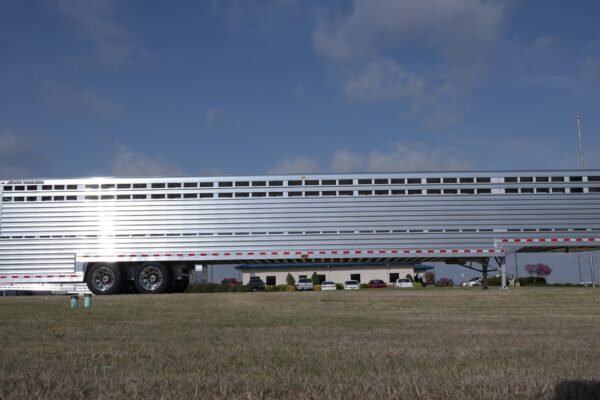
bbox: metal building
[1,169,599,294]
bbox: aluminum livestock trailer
[1,170,600,294]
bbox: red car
[221,278,240,286]
[367,279,387,288]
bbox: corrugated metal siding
[1,170,599,275]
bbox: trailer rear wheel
[133,262,171,294]
[86,264,122,295]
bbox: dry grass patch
[1,288,599,399]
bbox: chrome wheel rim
[91,266,116,292]
[139,266,164,291]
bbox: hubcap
[91,266,116,292]
[139,266,164,291]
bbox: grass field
[1,288,599,399]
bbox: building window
[299,275,307,279]
[389,273,399,283]
[317,275,326,284]
[266,276,276,286]
[350,273,361,283]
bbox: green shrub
[405,274,414,282]
[359,283,369,289]
[487,276,502,286]
[186,283,218,293]
[518,277,547,286]
[286,273,296,286]
[413,282,423,288]
[215,284,231,292]
[335,283,344,290]
[286,284,296,292]
[311,272,320,285]
[276,284,288,292]
[563,283,573,287]
[236,285,251,292]
[313,284,321,291]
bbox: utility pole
[576,113,596,287]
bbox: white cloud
[269,155,322,174]
[0,130,43,179]
[44,82,124,118]
[204,107,222,128]
[331,142,469,172]
[270,142,469,174]
[57,0,148,66]
[312,0,507,128]
[111,143,184,177]
[342,59,424,103]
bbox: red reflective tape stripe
[259,252,266,255]
[514,239,521,242]
[367,250,374,254]
[464,250,471,253]
[576,238,583,242]
[539,238,546,242]
[130,254,136,257]
[11,275,18,278]
[271,252,278,255]
[564,238,571,242]
[403,250,410,254]
[331,251,338,254]
[308,251,314,255]
[355,250,362,254]
[589,238,596,242]
[415,250,422,254]
[452,250,459,253]
[71,274,78,277]
[476,249,483,253]
[551,238,558,242]
[283,252,290,255]
[319,251,326,255]
[391,250,398,254]
[59,275,65,278]
[0,276,6,279]
[440,249,447,253]
[47,275,54,278]
[141,254,148,257]
[248,252,255,255]
[343,251,350,254]
[295,252,302,255]
[164,253,172,256]
[35,275,42,278]
[23,275,30,278]
[153,254,160,257]
[176,253,183,257]
[224,253,231,256]
[488,250,495,253]
[212,253,219,256]
[236,252,242,256]
[379,250,386,254]
[502,239,509,242]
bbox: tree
[423,271,435,286]
[286,273,296,286]
[311,271,320,285]
[525,263,552,285]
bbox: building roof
[235,261,434,271]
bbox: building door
[389,273,399,283]
[350,273,361,283]
[266,276,276,286]
[317,274,326,284]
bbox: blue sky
[1,0,599,283]
[1,0,600,178]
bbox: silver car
[295,278,314,291]
[343,280,360,290]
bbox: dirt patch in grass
[1,288,599,399]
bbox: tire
[86,264,122,295]
[170,277,189,293]
[133,262,171,294]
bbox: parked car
[295,278,314,291]
[393,278,414,288]
[367,279,387,288]
[247,277,265,291]
[343,280,360,290]
[321,281,337,291]
[221,278,240,286]
[461,277,482,287]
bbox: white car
[461,277,482,287]
[321,281,337,291]
[343,280,360,290]
[393,278,414,288]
